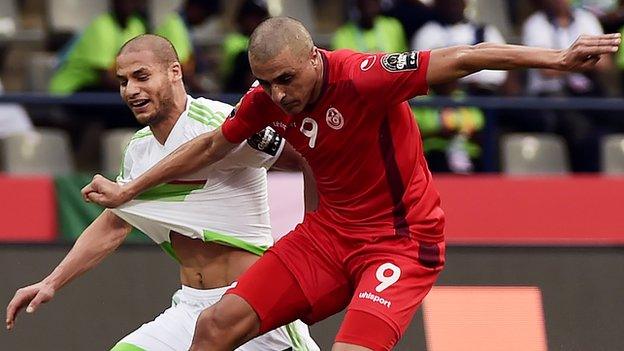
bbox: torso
[171,232,258,289]
[224,50,445,242]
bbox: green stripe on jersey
[203,229,268,256]
[137,182,205,201]
[131,127,152,140]
[190,101,227,120]
[110,342,147,351]
[188,110,221,129]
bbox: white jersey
[111,95,284,256]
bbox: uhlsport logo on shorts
[358,291,392,308]
[326,107,344,130]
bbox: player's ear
[310,47,319,67]
[170,62,182,82]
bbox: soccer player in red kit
[82,18,620,351]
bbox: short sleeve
[220,87,278,143]
[350,50,430,106]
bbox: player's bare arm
[5,210,131,330]
[82,127,237,208]
[427,33,621,85]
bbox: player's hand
[6,281,55,330]
[559,33,621,71]
[81,174,131,208]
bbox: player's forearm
[460,43,565,72]
[429,43,564,84]
[42,211,131,291]
[123,130,232,199]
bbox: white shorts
[112,284,319,351]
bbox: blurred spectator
[523,0,609,97]
[0,79,34,139]
[155,0,221,93]
[48,0,147,94]
[572,0,624,33]
[412,0,508,95]
[331,0,408,53]
[383,0,434,42]
[221,0,269,93]
[412,82,484,173]
[522,0,612,172]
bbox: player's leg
[189,250,312,350]
[334,240,445,351]
[190,222,348,350]
[110,289,195,351]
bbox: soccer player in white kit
[5,34,319,351]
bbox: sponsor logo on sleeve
[325,107,344,130]
[381,50,419,72]
[360,55,376,71]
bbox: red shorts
[228,214,445,350]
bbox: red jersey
[222,49,444,242]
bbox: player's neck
[151,93,187,145]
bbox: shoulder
[125,127,153,154]
[192,97,234,115]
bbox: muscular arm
[6,210,131,329]
[83,128,238,207]
[427,34,621,85]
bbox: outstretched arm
[427,33,621,85]
[6,210,132,330]
[82,128,237,208]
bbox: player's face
[116,51,176,125]
[251,47,320,115]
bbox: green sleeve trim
[285,322,308,351]
[137,181,206,201]
[110,342,147,351]
[160,241,181,263]
[203,229,268,256]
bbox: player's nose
[270,85,286,104]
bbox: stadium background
[1,0,624,350]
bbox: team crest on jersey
[360,55,376,71]
[326,107,344,130]
[381,51,419,72]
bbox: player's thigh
[111,301,194,351]
[338,243,445,350]
[228,227,350,333]
[226,249,312,334]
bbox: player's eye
[137,75,149,81]
[120,80,128,87]
[278,75,293,84]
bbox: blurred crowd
[1,0,624,173]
